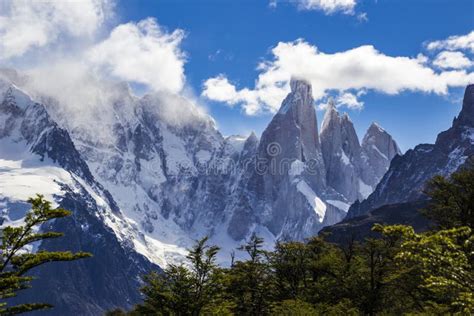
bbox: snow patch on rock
[296,180,326,222]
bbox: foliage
[133,237,220,315]
[423,158,474,229]
[0,195,91,315]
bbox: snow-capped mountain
[347,84,474,219]
[0,71,401,314]
[0,75,157,314]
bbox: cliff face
[320,100,401,202]
[231,79,339,241]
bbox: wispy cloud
[0,0,112,60]
[88,18,186,94]
[291,0,357,15]
[426,31,474,53]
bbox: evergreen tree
[0,195,91,315]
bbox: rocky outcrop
[321,100,362,202]
[359,122,401,194]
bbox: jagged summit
[367,121,385,133]
[362,122,401,157]
[320,103,362,201]
[247,131,258,142]
[279,78,314,114]
[290,77,312,96]
[320,100,400,201]
[321,99,338,132]
[455,83,474,127]
[347,84,474,219]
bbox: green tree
[134,237,220,315]
[385,225,474,313]
[270,299,317,315]
[270,241,309,301]
[423,158,474,229]
[0,195,91,315]
[225,234,274,315]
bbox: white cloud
[202,39,474,115]
[202,75,240,104]
[0,1,187,95]
[0,0,111,59]
[433,51,473,69]
[87,18,186,94]
[426,31,474,53]
[336,92,364,109]
[202,75,268,115]
[292,0,357,14]
[317,91,364,110]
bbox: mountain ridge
[0,72,402,314]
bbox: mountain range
[323,84,474,242]
[1,68,471,315]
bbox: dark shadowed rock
[321,200,430,245]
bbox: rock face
[360,122,401,192]
[228,80,344,241]
[347,84,474,219]
[321,101,362,202]
[320,101,401,202]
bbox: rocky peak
[321,99,337,132]
[362,122,401,159]
[366,122,385,135]
[347,84,474,220]
[278,78,314,115]
[290,78,312,101]
[454,84,474,127]
[244,131,258,149]
[260,77,323,169]
[320,104,362,202]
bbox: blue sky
[0,0,473,152]
[117,0,473,151]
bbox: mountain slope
[0,77,157,315]
[321,200,430,245]
[347,84,474,219]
